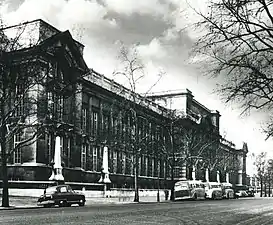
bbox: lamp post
[48,123,68,184]
[98,145,111,197]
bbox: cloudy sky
[1,0,272,173]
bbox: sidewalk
[0,195,168,210]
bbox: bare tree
[253,152,267,197]
[190,0,273,138]
[0,21,49,207]
[112,43,164,202]
[158,113,221,200]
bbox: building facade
[1,19,248,189]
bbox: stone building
[1,19,248,188]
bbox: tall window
[14,133,22,164]
[81,144,88,170]
[46,133,52,163]
[56,96,63,120]
[130,155,134,175]
[151,158,155,177]
[15,83,24,116]
[145,156,148,177]
[47,92,54,116]
[112,150,117,173]
[121,152,126,174]
[92,146,98,171]
[92,111,98,135]
[82,108,87,132]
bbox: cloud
[102,0,169,17]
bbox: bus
[174,180,206,200]
[203,182,223,200]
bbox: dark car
[37,184,86,208]
[247,186,255,197]
[233,184,248,198]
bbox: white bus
[174,180,206,200]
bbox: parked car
[174,180,206,200]
[234,184,248,198]
[246,186,255,197]
[203,182,223,200]
[37,184,86,208]
[221,182,235,199]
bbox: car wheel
[193,193,197,200]
[78,199,85,206]
[212,193,215,200]
[58,200,67,207]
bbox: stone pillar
[49,136,64,181]
[205,168,209,182]
[237,152,244,185]
[216,171,220,183]
[250,176,253,186]
[226,172,229,183]
[192,166,196,180]
[237,170,243,185]
[99,146,111,183]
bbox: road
[1,198,273,225]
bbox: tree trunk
[264,181,267,197]
[269,177,271,197]
[170,164,175,201]
[170,122,175,202]
[260,178,263,197]
[1,88,9,207]
[133,154,139,202]
[1,130,9,207]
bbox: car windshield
[45,186,57,194]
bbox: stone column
[237,170,243,185]
[205,168,210,182]
[250,176,253,186]
[237,153,244,185]
[216,171,220,183]
[99,146,111,183]
[192,166,196,180]
[226,172,229,183]
[49,136,64,181]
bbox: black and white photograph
[0,0,273,224]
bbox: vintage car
[37,184,86,207]
[174,180,206,200]
[221,182,235,199]
[234,184,248,198]
[203,182,223,200]
[246,186,255,197]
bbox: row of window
[44,134,167,178]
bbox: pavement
[0,193,267,210]
[0,195,169,210]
